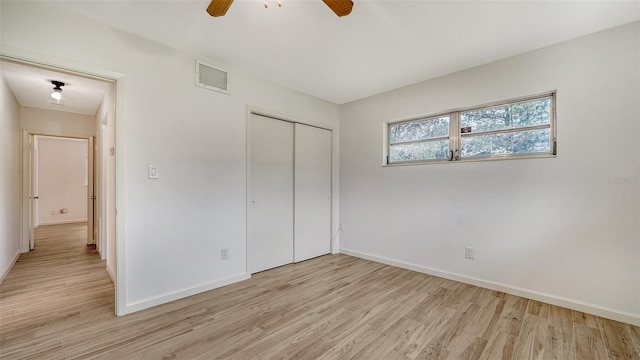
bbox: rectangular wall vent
[196,60,230,94]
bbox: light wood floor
[1,223,639,359]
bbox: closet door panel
[248,114,294,273]
[294,124,332,262]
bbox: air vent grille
[196,60,229,94]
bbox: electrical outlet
[465,246,474,260]
[221,248,229,260]
[148,165,159,179]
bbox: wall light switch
[148,165,159,179]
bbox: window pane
[389,139,449,162]
[461,128,551,158]
[389,116,449,143]
[460,98,550,133]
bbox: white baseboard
[38,219,87,226]
[0,251,21,284]
[118,272,251,316]
[106,264,116,285]
[340,248,640,326]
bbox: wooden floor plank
[511,313,539,359]
[543,325,576,360]
[599,317,640,360]
[478,330,517,360]
[350,316,420,360]
[1,223,638,359]
[575,323,608,360]
[628,324,640,355]
[394,305,455,359]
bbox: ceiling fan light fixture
[264,0,282,9]
[49,80,65,105]
[208,0,349,17]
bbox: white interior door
[294,124,332,262]
[28,134,35,250]
[32,136,39,229]
[87,136,95,245]
[247,114,294,273]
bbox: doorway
[1,55,120,313]
[28,135,93,249]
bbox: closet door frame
[245,106,337,275]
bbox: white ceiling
[34,1,640,104]
[1,60,111,115]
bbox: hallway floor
[0,223,114,359]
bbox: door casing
[22,132,95,250]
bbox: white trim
[340,248,640,326]
[106,264,116,285]
[37,219,88,226]
[118,273,250,316]
[114,72,126,317]
[0,251,20,284]
[21,131,95,252]
[383,153,557,167]
[248,106,336,132]
[0,47,125,82]
[23,128,95,139]
[21,131,32,253]
[2,48,126,317]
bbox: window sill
[383,153,557,167]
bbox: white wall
[21,106,96,137]
[339,22,640,324]
[95,85,116,281]
[0,74,22,281]
[1,1,340,313]
[36,136,88,225]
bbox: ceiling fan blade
[207,0,234,17]
[322,0,353,17]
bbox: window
[386,93,556,165]
[388,115,450,162]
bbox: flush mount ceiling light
[49,80,65,105]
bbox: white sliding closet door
[294,123,332,262]
[248,114,294,273]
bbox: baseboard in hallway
[0,250,20,284]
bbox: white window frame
[385,114,453,165]
[384,91,557,166]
